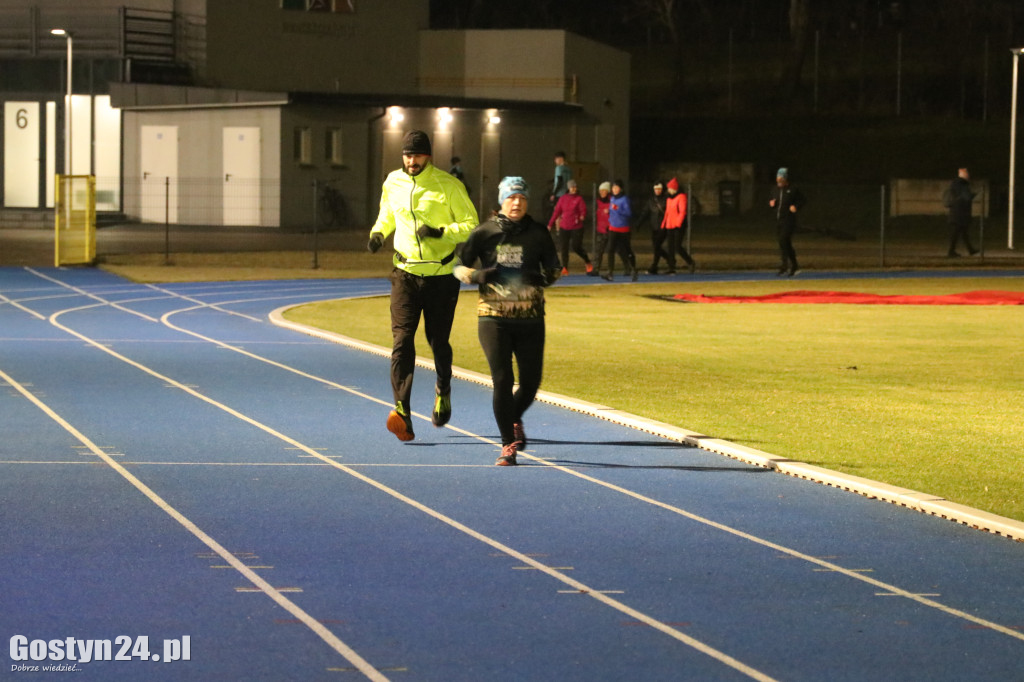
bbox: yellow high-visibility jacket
[370,163,478,277]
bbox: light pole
[50,28,73,175]
[1010,47,1024,250]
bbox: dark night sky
[428,1,1022,51]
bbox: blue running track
[2,266,1024,681]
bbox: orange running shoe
[386,403,415,441]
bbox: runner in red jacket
[661,177,696,274]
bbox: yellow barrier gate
[54,174,96,266]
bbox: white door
[223,127,261,226]
[4,102,40,208]
[93,96,121,211]
[140,126,178,223]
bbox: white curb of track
[270,304,1024,543]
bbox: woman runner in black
[454,177,561,465]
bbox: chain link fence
[115,176,361,231]
[570,180,1018,272]
[54,176,1022,272]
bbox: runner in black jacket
[946,167,979,257]
[769,167,806,277]
[454,176,561,466]
[636,181,671,274]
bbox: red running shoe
[512,420,526,448]
[495,442,518,466]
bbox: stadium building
[0,0,630,230]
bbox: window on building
[326,127,344,166]
[294,127,312,165]
[281,0,356,12]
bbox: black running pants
[389,268,462,409]
[477,317,545,446]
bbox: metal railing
[566,181,1014,272]
[16,177,1011,273]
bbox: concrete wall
[0,0,206,65]
[279,104,379,229]
[122,106,281,227]
[890,178,990,217]
[205,0,427,95]
[419,29,631,192]
[5,4,632,228]
[564,32,630,183]
[654,162,756,216]
[420,30,568,103]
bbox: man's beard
[405,163,424,176]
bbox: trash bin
[718,180,740,216]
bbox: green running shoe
[431,391,451,427]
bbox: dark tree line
[431,1,1021,49]
[430,0,1024,115]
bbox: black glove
[367,233,383,253]
[470,267,498,284]
[416,224,444,239]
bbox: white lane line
[0,461,511,468]
[513,566,574,571]
[0,365,390,682]
[142,283,263,322]
[26,268,160,323]
[99,280,1024,647]
[515,449,1024,643]
[32,298,779,682]
[210,565,275,570]
[34,276,1024,665]
[558,590,626,595]
[159,302,397,407]
[0,291,47,319]
[181,291,1024,645]
[265,297,1024,642]
[143,280,388,322]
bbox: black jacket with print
[772,184,806,230]
[457,213,561,319]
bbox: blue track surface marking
[3,266,1024,681]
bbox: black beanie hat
[402,130,432,156]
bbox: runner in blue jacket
[602,179,638,282]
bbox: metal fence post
[686,182,693,256]
[879,184,886,268]
[979,183,986,260]
[164,176,170,265]
[311,179,320,270]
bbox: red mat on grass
[672,290,1024,305]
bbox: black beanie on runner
[402,130,432,156]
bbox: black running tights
[477,317,545,446]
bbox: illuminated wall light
[388,107,405,125]
[489,115,501,125]
[438,107,454,125]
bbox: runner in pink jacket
[590,181,612,276]
[547,179,593,275]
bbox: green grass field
[283,277,1024,522]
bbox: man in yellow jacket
[368,130,478,441]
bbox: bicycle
[318,182,349,227]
